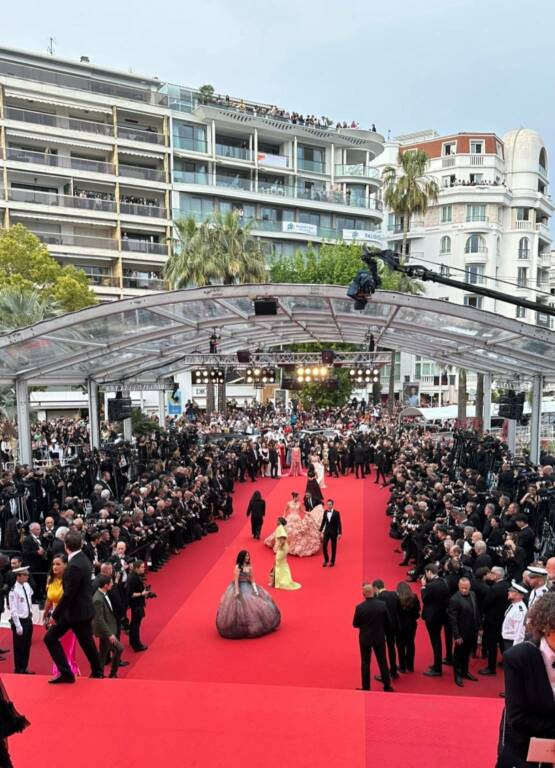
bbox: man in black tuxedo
[21,522,48,601]
[44,531,103,684]
[320,499,342,567]
[478,566,509,676]
[447,576,480,687]
[352,583,393,692]
[372,578,401,680]
[421,564,450,676]
[353,442,365,479]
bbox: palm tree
[382,149,440,262]
[165,211,267,414]
[0,286,60,333]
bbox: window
[496,141,503,158]
[516,306,527,319]
[297,145,325,173]
[539,147,547,174]
[465,234,485,253]
[442,142,456,156]
[441,205,452,223]
[464,295,483,309]
[440,264,451,277]
[469,173,483,184]
[442,176,451,188]
[515,207,530,221]
[470,140,483,154]
[179,193,213,216]
[518,237,530,259]
[173,122,207,152]
[517,267,528,288]
[465,264,484,284]
[466,204,486,222]
[440,235,451,254]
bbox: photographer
[127,560,154,652]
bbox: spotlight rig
[296,366,330,384]
[349,367,380,385]
[245,366,276,386]
[192,368,225,385]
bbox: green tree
[165,212,267,414]
[165,212,267,288]
[198,84,215,103]
[382,149,440,261]
[0,224,97,312]
[0,286,60,333]
[298,369,353,409]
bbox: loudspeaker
[254,298,277,316]
[108,397,132,421]
[321,350,335,364]
[237,350,251,363]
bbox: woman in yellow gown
[273,525,301,590]
[43,555,80,676]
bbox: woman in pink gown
[289,444,302,476]
[264,494,323,557]
[43,556,80,676]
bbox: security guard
[501,581,528,650]
[527,566,549,608]
[8,566,34,675]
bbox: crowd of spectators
[206,93,377,133]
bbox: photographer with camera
[127,560,155,652]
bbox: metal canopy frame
[1,284,554,387]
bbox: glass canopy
[0,284,553,384]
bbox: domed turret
[503,128,547,176]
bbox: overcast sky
[3,0,554,150]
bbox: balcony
[120,199,167,218]
[464,246,488,255]
[117,126,165,145]
[514,219,535,231]
[539,164,549,178]
[215,143,251,161]
[84,273,121,288]
[297,158,326,173]
[173,135,208,153]
[31,231,118,250]
[466,214,489,223]
[518,249,530,260]
[119,164,166,182]
[334,164,379,180]
[257,151,289,169]
[469,155,484,166]
[536,221,551,239]
[121,239,169,255]
[215,174,253,191]
[4,106,114,136]
[173,170,210,185]
[122,275,165,290]
[0,58,167,106]
[6,147,114,175]
[441,156,456,168]
[8,188,117,213]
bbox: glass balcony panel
[215,143,251,161]
[215,175,252,191]
[119,164,165,182]
[297,158,326,173]
[118,126,165,145]
[121,239,168,255]
[173,135,208,152]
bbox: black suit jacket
[482,580,509,628]
[499,641,555,765]
[376,590,401,634]
[246,498,265,521]
[52,550,95,624]
[421,577,449,624]
[21,534,47,573]
[320,509,342,537]
[353,597,390,646]
[447,591,479,640]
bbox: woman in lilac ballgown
[216,550,281,639]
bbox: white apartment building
[0,46,384,305]
[372,128,554,404]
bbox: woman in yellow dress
[43,555,80,676]
[273,525,301,590]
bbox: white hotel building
[373,128,554,403]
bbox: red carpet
[3,472,503,767]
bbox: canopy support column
[483,373,492,433]
[530,374,543,465]
[506,418,516,456]
[15,379,32,466]
[87,379,100,450]
[158,390,166,430]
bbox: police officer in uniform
[501,581,528,650]
[8,566,34,675]
[527,565,549,608]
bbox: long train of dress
[264,505,324,556]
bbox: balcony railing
[466,214,488,222]
[0,59,167,106]
[31,230,118,250]
[122,275,165,290]
[297,158,326,173]
[6,147,114,174]
[441,156,456,168]
[539,164,548,178]
[85,274,120,288]
[7,188,117,212]
[514,220,534,231]
[518,249,530,259]
[120,201,167,218]
[117,126,165,145]
[334,164,379,179]
[173,136,208,153]
[517,279,529,289]
[464,245,488,254]
[215,143,251,161]
[4,106,114,136]
[119,164,166,182]
[172,172,382,210]
[121,239,168,255]
[215,175,253,191]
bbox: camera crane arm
[372,249,555,318]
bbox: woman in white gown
[310,453,326,489]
